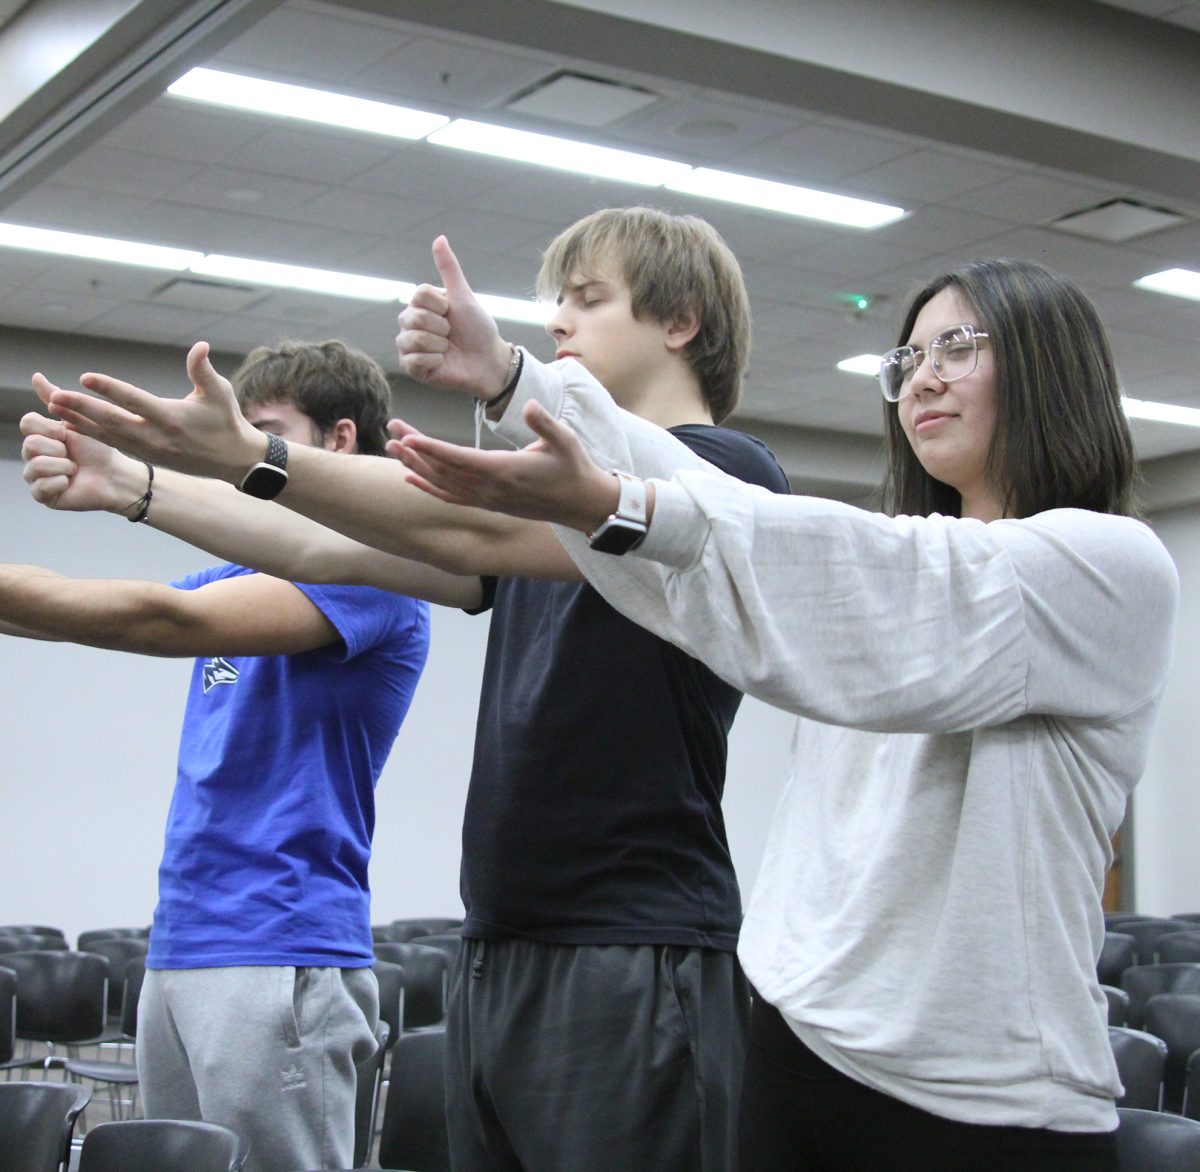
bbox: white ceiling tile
[82,303,227,345]
[219,126,400,185]
[732,121,913,187]
[47,147,206,201]
[353,34,551,111]
[212,5,414,88]
[847,150,1016,203]
[941,171,1114,224]
[101,102,269,165]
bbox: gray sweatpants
[137,965,378,1172]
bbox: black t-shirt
[461,425,790,950]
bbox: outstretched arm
[20,409,483,609]
[35,343,578,581]
[0,562,341,658]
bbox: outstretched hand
[37,341,262,481]
[397,236,517,399]
[20,395,146,514]
[386,399,621,533]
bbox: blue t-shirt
[148,565,429,970]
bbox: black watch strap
[239,432,289,500]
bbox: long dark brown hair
[882,259,1138,519]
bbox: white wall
[1131,503,1200,917]
[0,453,793,943]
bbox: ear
[664,307,700,352]
[327,417,358,454]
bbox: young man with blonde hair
[33,207,789,1170]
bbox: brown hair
[537,207,750,423]
[232,339,391,456]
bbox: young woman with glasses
[392,251,1179,1170]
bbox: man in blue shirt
[0,340,461,1172]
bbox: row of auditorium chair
[0,917,462,1169]
[1098,910,1200,1163]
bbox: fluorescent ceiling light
[427,119,692,187]
[190,255,415,301]
[1123,397,1200,428]
[168,67,448,139]
[836,354,881,376]
[1134,268,1200,302]
[0,222,202,270]
[168,69,905,229]
[475,292,554,326]
[668,169,905,228]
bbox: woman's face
[897,286,1004,521]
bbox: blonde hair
[537,207,750,422]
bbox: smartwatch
[239,432,289,500]
[587,470,648,555]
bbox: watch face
[588,516,646,555]
[240,463,289,500]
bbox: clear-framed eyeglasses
[878,323,990,402]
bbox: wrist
[105,453,151,514]
[481,342,520,407]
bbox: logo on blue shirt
[202,657,240,693]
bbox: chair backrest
[1185,1049,1200,1122]
[385,918,463,942]
[76,928,151,952]
[1108,1026,1167,1110]
[0,934,69,955]
[1121,963,1200,1029]
[1171,912,1200,925]
[0,926,65,940]
[1122,918,1196,965]
[378,1029,450,1171]
[1101,983,1129,1027]
[1158,931,1200,965]
[78,1118,246,1172]
[372,960,406,1050]
[80,937,151,1015]
[121,958,147,1039]
[3,950,108,1045]
[1099,932,1138,986]
[412,934,462,967]
[0,1080,91,1172]
[1115,1107,1200,1170]
[0,967,14,1065]
[353,1020,390,1168]
[1142,992,1200,1113]
[1106,913,1159,930]
[372,944,447,1029]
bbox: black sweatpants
[445,937,749,1171]
[739,996,1118,1171]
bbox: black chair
[1099,932,1138,987]
[378,1029,449,1171]
[1185,1050,1200,1122]
[1108,1026,1167,1110]
[77,1118,247,1171]
[65,958,146,1122]
[1171,913,1200,925]
[1102,983,1130,1027]
[80,937,150,1023]
[1106,913,1159,930]
[373,960,406,1050]
[0,934,69,955]
[372,944,447,1030]
[354,1020,390,1168]
[1142,992,1200,1113]
[1114,1107,1200,1170]
[385,918,463,943]
[1121,918,1196,966]
[0,967,14,1066]
[411,933,462,967]
[1121,963,1200,1029]
[76,928,151,952]
[0,926,65,940]
[1158,931,1200,965]
[0,1081,91,1172]
[0,950,108,1073]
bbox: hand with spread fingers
[20,398,149,515]
[37,340,266,481]
[396,235,517,401]
[388,399,627,534]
